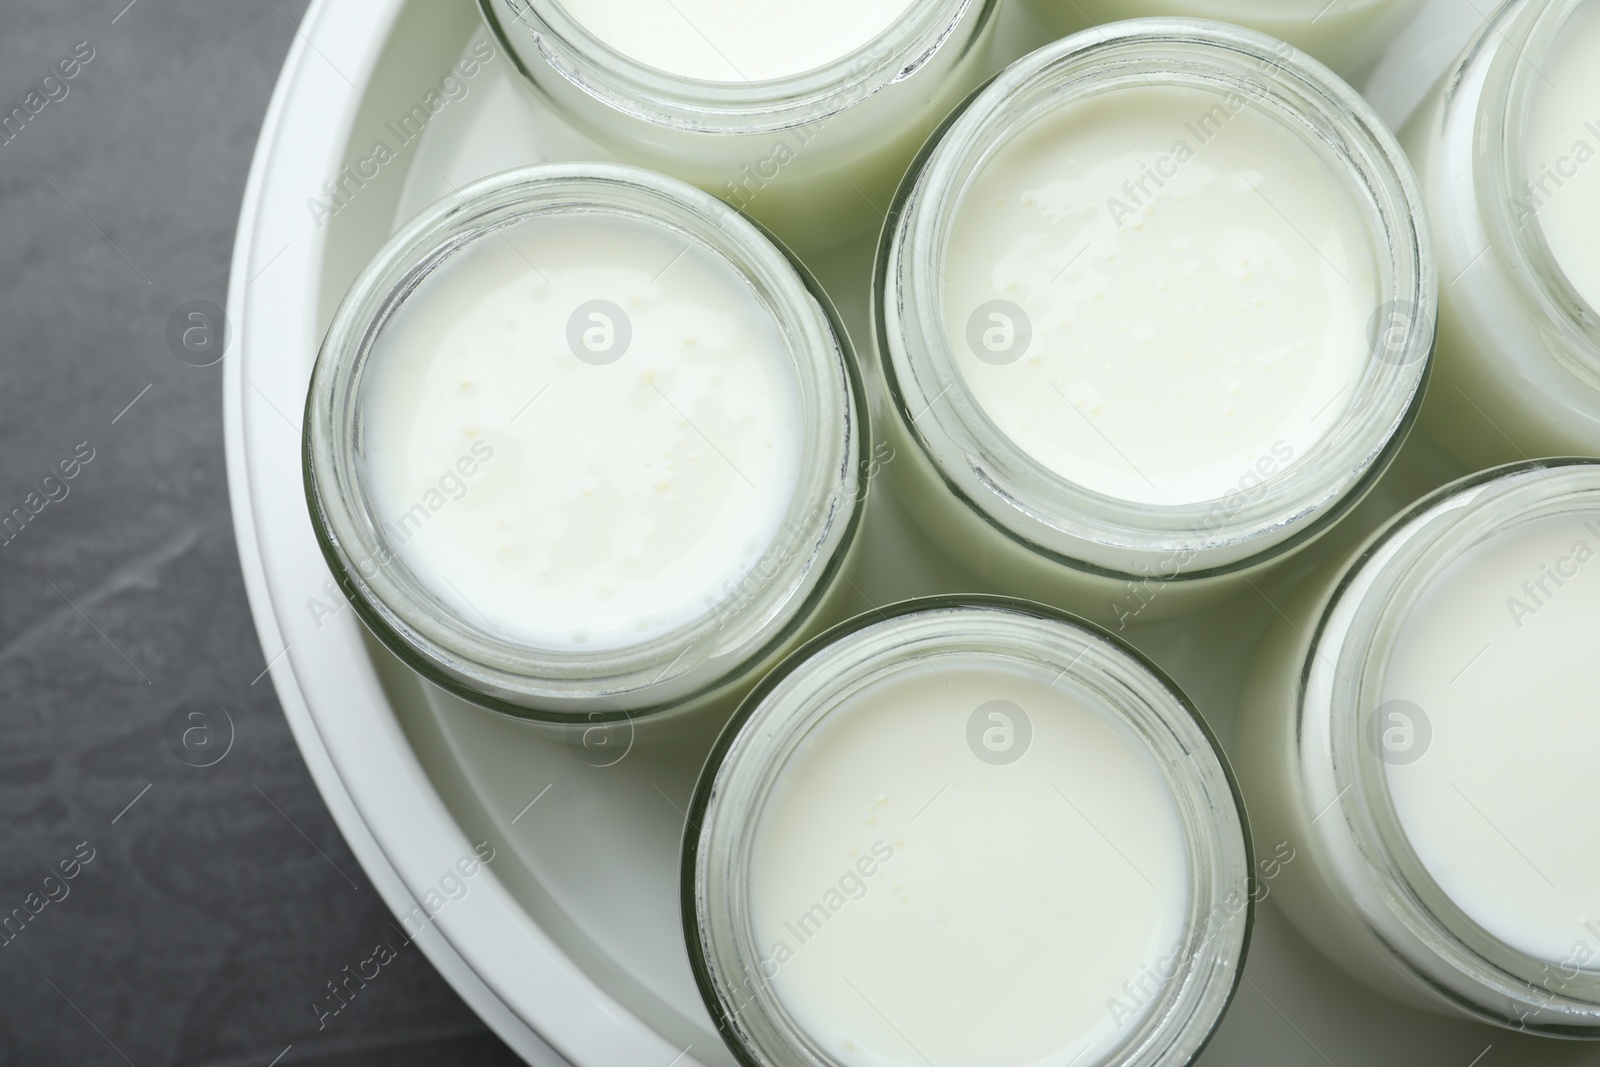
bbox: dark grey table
[0,2,524,1063]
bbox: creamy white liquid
[750,660,1191,1066]
[1526,0,1600,314]
[1383,511,1600,964]
[942,85,1378,506]
[359,213,801,649]
[555,0,916,82]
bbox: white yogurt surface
[943,84,1379,506]
[1526,0,1600,314]
[359,212,801,649]
[554,0,916,82]
[1383,511,1600,964]
[750,660,1191,1066]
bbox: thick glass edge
[1295,457,1600,1033]
[872,22,1434,584]
[680,594,1256,1067]
[301,163,871,724]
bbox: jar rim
[683,595,1254,1067]
[876,18,1434,579]
[1301,458,1600,1031]
[1474,0,1600,387]
[302,163,867,722]
[477,0,995,135]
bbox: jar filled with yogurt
[478,0,1000,251]
[1403,0,1600,468]
[303,164,867,727]
[686,597,1254,1067]
[874,20,1433,629]
[1236,459,1600,1033]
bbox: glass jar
[1403,0,1600,470]
[685,596,1253,1067]
[874,20,1433,631]
[1015,1,1424,81]
[1235,459,1600,1033]
[477,0,1000,252]
[303,163,867,728]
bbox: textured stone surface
[0,2,522,1063]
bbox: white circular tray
[224,2,1598,1064]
